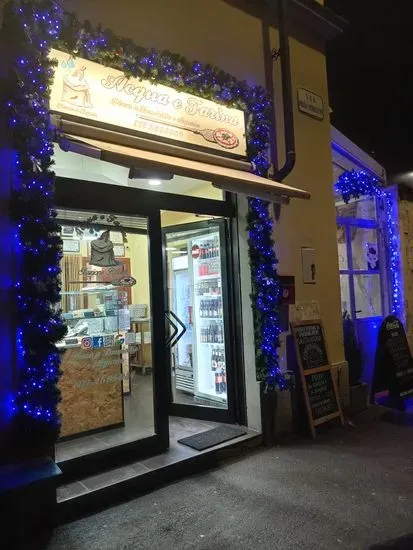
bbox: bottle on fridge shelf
[211,348,217,371]
[215,371,220,393]
[221,369,227,393]
[217,349,223,370]
[216,370,223,394]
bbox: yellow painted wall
[127,234,151,311]
[271,30,344,365]
[398,196,413,349]
[55,0,344,369]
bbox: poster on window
[366,242,379,271]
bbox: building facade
[0,0,347,528]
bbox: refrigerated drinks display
[166,224,228,409]
[171,254,194,394]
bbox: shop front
[0,0,318,495]
[49,43,311,480]
[0,1,350,538]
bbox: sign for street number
[297,88,324,121]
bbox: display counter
[58,342,124,438]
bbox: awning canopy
[61,133,311,203]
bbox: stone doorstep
[56,430,262,525]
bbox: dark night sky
[326,0,413,176]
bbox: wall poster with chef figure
[90,230,119,268]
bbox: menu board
[305,371,339,422]
[374,316,413,402]
[291,320,344,438]
[291,322,328,371]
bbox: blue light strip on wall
[335,170,403,321]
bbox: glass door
[162,215,234,422]
[55,207,168,479]
[336,194,386,387]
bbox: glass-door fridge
[164,220,229,411]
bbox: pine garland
[4,0,286,441]
[5,0,66,444]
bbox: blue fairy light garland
[335,169,403,319]
[4,0,67,443]
[5,0,285,438]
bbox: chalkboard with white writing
[305,370,339,422]
[291,322,328,371]
[374,316,413,401]
[291,320,344,438]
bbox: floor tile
[57,481,89,502]
[140,443,196,470]
[56,436,107,462]
[81,465,138,491]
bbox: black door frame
[54,177,246,479]
[162,218,236,424]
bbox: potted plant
[342,311,368,413]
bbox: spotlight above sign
[49,49,247,158]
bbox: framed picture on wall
[301,247,316,284]
[61,226,75,237]
[110,231,124,244]
[62,239,80,253]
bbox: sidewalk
[47,407,413,550]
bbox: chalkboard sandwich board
[373,316,413,408]
[291,320,344,438]
[291,320,329,371]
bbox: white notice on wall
[290,301,321,323]
[125,332,137,345]
[118,309,131,331]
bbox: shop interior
[54,149,231,463]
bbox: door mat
[178,425,247,451]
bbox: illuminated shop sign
[49,48,247,157]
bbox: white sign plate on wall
[297,87,324,121]
[49,49,247,157]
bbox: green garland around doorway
[5,0,285,438]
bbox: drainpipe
[270,0,296,182]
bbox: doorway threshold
[57,418,261,524]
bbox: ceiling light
[148,179,162,186]
[166,247,177,251]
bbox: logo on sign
[192,245,200,260]
[103,335,115,348]
[92,336,104,349]
[81,337,93,350]
[111,276,137,287]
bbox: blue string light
[335,170,403,319]
[5,0,66,440]
[6,0,285,441]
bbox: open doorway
[335,194,387,387]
